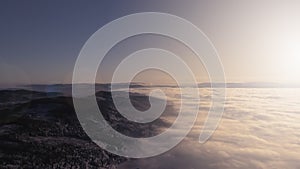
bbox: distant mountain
[198,82,300,88]
[0,89,61,104]
[16,82,300,96]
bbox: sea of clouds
[118,88,300,169]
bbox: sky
[1,0,300,86]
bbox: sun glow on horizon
[277,37,300,83]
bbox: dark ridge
[96,91,173,138]
[0,89,173,168]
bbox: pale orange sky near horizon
[97,1,300,84]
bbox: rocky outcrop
[0,90,170,168]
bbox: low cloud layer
[118,88,300,169]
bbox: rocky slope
[0,89,170,168]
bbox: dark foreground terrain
[0,89,170,168]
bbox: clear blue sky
[1,0,300,85]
